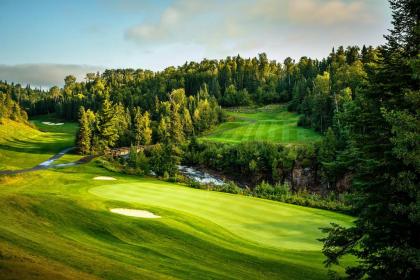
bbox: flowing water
[178,165,225,186]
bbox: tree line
[77,87,222,154]
[1,44,375,134]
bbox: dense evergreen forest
[0,0,418,278]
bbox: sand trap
[42,121,64,126]
[110,208,161,218]
[93,176,117,181]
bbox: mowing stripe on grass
[201,105,321,144]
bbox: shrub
[214,181,243,194]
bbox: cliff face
[199,159,352,194]
[289,164,352,194]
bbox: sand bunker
[110,208,161,218]
[42,121,64,126]
[93,176,117,180]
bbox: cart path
[0,147,96,175]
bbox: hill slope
[0,116,77,170]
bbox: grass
[0,115,78,170]
[200,104,321,144]
[0,115,353,279]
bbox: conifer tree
[320,1,419,278]
[97,97,118,151]
[77,107,92,154]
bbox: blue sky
[0,0,392,87]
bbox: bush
[149,144,179,177]
[254,181,275,196]
[214,181,243,194]
[186,179,202,189]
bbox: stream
[177,165,225,186]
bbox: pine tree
[77,107,92,154]
[98,97,118,151]
[114,103,130,146]
[320,1,420,278]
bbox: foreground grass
[200,104,321,144]
[0,116,352,279]
[0,166,352,279]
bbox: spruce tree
[320,1,419,278]
[98,97,118,152]
[77,107,92,155]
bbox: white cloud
[124,0,379,58]
[0,64,105,88]
[288,0,369,25]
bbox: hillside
[0,116,78,170]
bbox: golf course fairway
[200,104,321,144]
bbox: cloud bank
[0,64,105,89]
[124,0,380,58]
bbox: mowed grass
[0,115,78,170]
[200,104,321,144]
[0,117,353,279]
[90,181,352,251]
[0,167,353,279]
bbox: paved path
[0,147,96,175]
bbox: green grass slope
[200,104,321,144]
[0,115,352,279]
[0,115,78,170]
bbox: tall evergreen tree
[320,1,419,278]
[77,107,92,155]
[97,97,118,151]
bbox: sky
[0,0,392,88]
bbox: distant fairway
[200,104,321,144]
[0,116,78,170]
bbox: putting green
[200,104,321,144]
[90,181,352,251]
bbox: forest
[0,0,418,278]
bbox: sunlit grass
[0,115,77,170]
[200,104,321,144]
